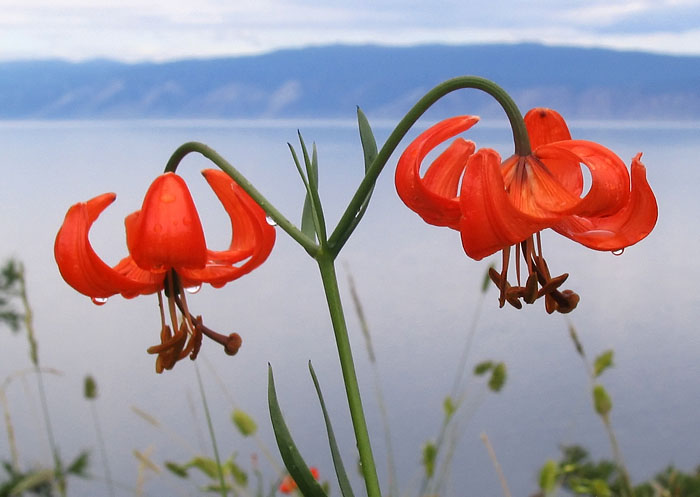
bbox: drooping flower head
[55,169,276,372]
[396,108,657,313]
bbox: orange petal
[179,169,275,287]
[395,116,479,229]
[54,193,157,299]
[535,140,631,217]
[553,153,658,250]
[500,154,581,218]
[126,173,207,272]
[524,108,572,149]
[459,149,551,260]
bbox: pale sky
[2,0,700,61]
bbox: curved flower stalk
[54,169,276,372]
[396,108,658,313]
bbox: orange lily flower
[279,467,320,494]
[55,169,276,372]
[396,108,657,313]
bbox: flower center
[146,270,243,373]
[488,232,580,314]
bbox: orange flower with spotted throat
[396,108,657,313]
[55,169,276,372]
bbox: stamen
[498,246,511,308]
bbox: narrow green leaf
[357,107,378,173]
[422,441,437,478]
[301,194,316,240]
[488,362,507,392]
[474,360,494,376]
[593,350,615,378]
[298,132,318,189]
[592,384,612,416]
[538,460,559,493]
[268,365,328,497]
[232,409,258,437]
[308,361,356,497]
[165,461,189,478]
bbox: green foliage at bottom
[537,445,700,497]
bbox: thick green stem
[328,76,529,252]
[164,142,319,256]
[316,254,381,497]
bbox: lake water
[1,117,699,496]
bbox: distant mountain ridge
[1,43,699,120]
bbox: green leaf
[593,384,613,416]
[357,107,378,173]
[443,396,456,420]
[590,478,613,496]
[232,409,257,437]
[186,456,220,479]
[84,375,98,400]
[9,469,54,496]
[593,350,615,377]
[225,457,248,487]
[165,461,189,478]
[488,363,507,392]
[474,360,494,376]
[422,441,437,478]
[568,324,585,357]
[539,460,559,493]
[268,364,328,497]
[308,361,356,497]
[66,450,90,476]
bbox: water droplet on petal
[611,248,625,256]
[91,297,108,306]
[185,285,201,294]
[265,216,277,226]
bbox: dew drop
[91,297,108,306]
[265,216,277,226]
[153,223,163,233]
[611,248,625,256]
[185,285,201,294]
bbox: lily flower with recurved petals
[55,169,276,372]
[396,108,657,313]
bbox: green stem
[194,362,228,497]
[328,76,529,253]
[89,401,116,497]
[18,264,66,496]
[164,142,319,256]
[317,254,381,497]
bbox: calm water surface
[1,118,698,496]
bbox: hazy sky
[2,0,700,61]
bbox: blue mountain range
[1,43,698,119]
